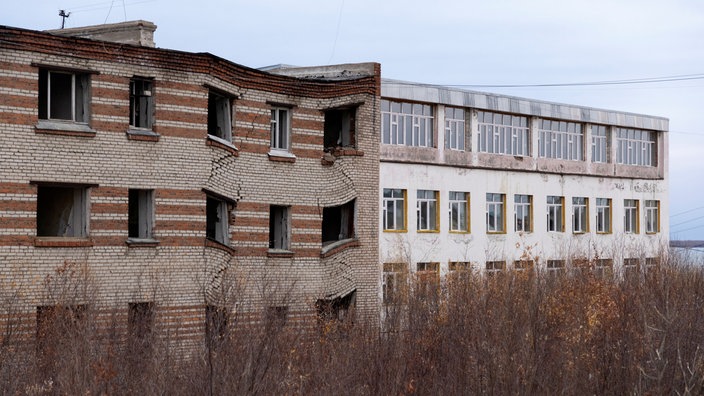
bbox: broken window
[572,197,588,233]
[324,107,356,149]
[128,189,154,240]
[449,191,469,233]
[486,193,505,233]
[322,200,355,245]
[476,110,529,156]
[38,69,89,123]
[206,196,229,245]
[205,305,229,347]
[546,196,564,232]
[416,190,438,232]
[129,78,154,129]
[270,107,290,151]
[624,199,639,234]
[316,291,356,324]
[128,302,155,350]
[208,91,233,142]
[36,185,88,238]
[596,198,612,233]
[269,205,290,250]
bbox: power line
[671,206,704,218]
[670,214,704,228]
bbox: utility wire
[670,214,704,228]
[671,206,704,218]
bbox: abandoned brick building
[0,21,381,347]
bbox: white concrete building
[380,80,668,298]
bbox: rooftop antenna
[59,10,71,29]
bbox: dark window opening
[205,305,229,348]
[128,302,155,349]
[208,92,232,142]
[322,200,355,246]
[265,306,288,330]
[269,205,290,250]
[324,108,356,149]
[206,196,229,245]
[38,69,89,122]
[316,291,356,325]
[36,305,86,373]
[128,189,154,239]
[36,185,88,238]
[129,78,154,129]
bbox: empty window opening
[208,91,232,142]
[128,302,155,349]
[129,78,154,129]
[206,196,229,245]
[128,189,154,240]
[269,205,290,250]
[36,305,86,372]
[270,107,290,151]
[322,200,355,246]
[324,107,356,149]
[36,185,88,238]
[383,263,408,305]
[38,69,89,122]
[316,291,356,325]
[205,305,229,348]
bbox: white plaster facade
[379,80,669,288]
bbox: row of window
[381,100,657,167]
[382,188,660,235]
[38,68,358,154]
[35,185,355,250]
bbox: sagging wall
[0,25,380,346]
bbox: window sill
[486,231,507,235]
[267,249,294,258]
[417,230,440,234]
[268,150,296,163]
[35,237,93,248]
[35,120,96,138]
[320,238,360,258]
[207,135,239,156]
[329,147,364,157]
[126,238,160,247]
[449,230,471,234]
[205,238,235,255]
[383,229,408,233]
[573,231,589,235]
[127,128,160,142]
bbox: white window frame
[596,198,611,233]
[128,189,154,241]
[416,190,438,232]
[129,78,154,130]
[547,196,564,232]
[485,260,506,275]
[270,107,290,151]
[486,193,505,233]
[616,128,655,166]
[591,125,608,163]
[208,91,233,142]
[206,196,229,245]
[476,111,529,156]
[381,100,434,147]
[39,69,89,123]
[383,188,406,231]
[444,107,465,151]
[514,194,532,232]
[645,200,659,234]
[547,260,566,276]
[572,197,588,233]
[538,120,584,161]
[449,191,469,233]
[624,199,639,234]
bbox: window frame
[591,125,608,163]
[128,189,155,242]
[444,107,466,151]
[383,188,407,232]
[486,193,506,233]
[449,191,470,233]
[129,77,154,130]
[382,262,408,305]
[572,197,589,233]
[381,99,434,148]
[546,196,565,233]
[476,110,530,156]
[206,195,230,246]
[416,190,439,232]
[270,107,291,152]
[36,184,90,239]
[38,69,90,124]
[208,90,234,143]
[615,128,656,167]
[624,199,639,234]
[596,198,612,234]
[269,205,291,251]
[645,200,660,234]
[485,260,506,275]
[514,194,532,233]
[538,119,584,161]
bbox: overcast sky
[6,0,704,239]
